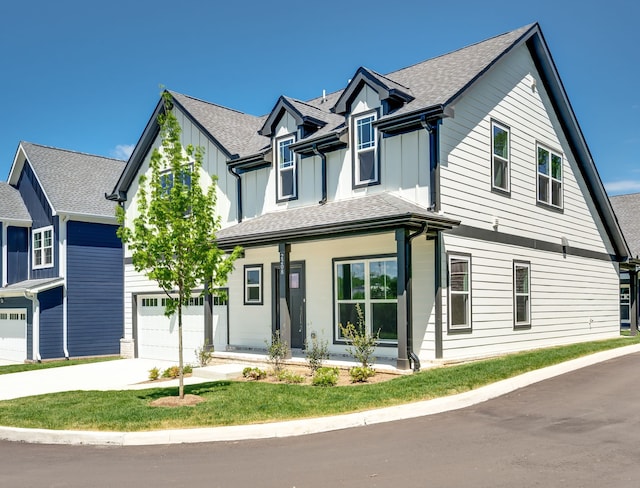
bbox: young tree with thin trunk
[117,91,242,399]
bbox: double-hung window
[448,254,471,332]
[160,163,193,196]
[353,112,378,187]
[32,226,54,269]
[335,257,397,343]
[491,121,510,193]
[513,261,531,328]
[276,135,297,201]
[244,265,263,305]
[537,145,563,208]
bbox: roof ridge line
[21,141,126,163]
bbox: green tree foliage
[117,91,242,398]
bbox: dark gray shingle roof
[0,182,31,222]
[610,193,640,258]
[216,193,459,247]
[21,142,125,217]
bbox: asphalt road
[2,353,640,488]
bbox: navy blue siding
[38,286,64,359]
[66,221,123,357]
[0,297,33,361]
[7,226,29,284]
[16,163,59,279]
[0,223,3,282]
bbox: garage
[136,294,217,362]
[0,309,27,362]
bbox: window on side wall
[32,226,54,269]
[513,261,531,329]
[537,145,563,209]
[353,112,379,187]
[448,253,471,332]
[276,135,297,201]
[244,265,263,305]
[491,121,510,193]
[334,256,397,343]
[160,163,193,196]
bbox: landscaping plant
[305,336,329,373]
[267,331,288,374]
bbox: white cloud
[111,144,135,160]
[605,179,640,195]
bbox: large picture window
[335,257,397,343]
[491,121,510,193]
[32,226,54,269]
[353,112,379,187]
[537,145,563,208]
[448,253,471,332]
[276,135,297,201]
[513,261,531,328]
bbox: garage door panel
[0,310,27,362]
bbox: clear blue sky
[0,1,637,195]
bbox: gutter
[420,116,442,212]
[60,216,70,359]
[311,144,328,205]
[228,166,243,224]
[23,291,41,362]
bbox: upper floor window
[353,112,379,187]
[491,121,510,193]
[276,135,297,201]
[160,163,193,196]
[537,145,563,209]
[32,226,54,269]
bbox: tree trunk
[178,299,184,399]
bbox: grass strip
[0,337,637,431]
[0,356,120,376]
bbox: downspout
[406,224,426,372]
[23,291,41,362]
[311,144,328,205]
[229,166,243,223]
[1,223,7,287]
[60,215,69,359]
[420,116,441,212]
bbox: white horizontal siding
[440,44,613,255]
[440,234,619,361]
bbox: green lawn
[0,337,638,432]
[0,356,120,376]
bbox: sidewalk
[1,344,639,446]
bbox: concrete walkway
[1,343,639,446]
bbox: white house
[109,23,630,369]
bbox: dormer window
[33,226,54,269]
[276,135,297,201]
[353,112,379,187]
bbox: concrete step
[192,363,249,380]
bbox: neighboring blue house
[0,142,125,362]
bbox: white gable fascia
[8,143,57,216]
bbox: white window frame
[536,144,563,209]
[276,135,297,201]
[491,120,510,193]
[32,226,54,270]
[244,265,263,305]
[334,256,398,344]
[513,261,531,329]
[353,111,379,187]
[448,253,472,332]
[160,163,193,196]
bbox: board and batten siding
[440,234,619,361]
[6,226,29,285]
[439,43,614,255]
[66,221,123,357]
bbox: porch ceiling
[216,193,459,249]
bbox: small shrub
[242,366,266,380]
[161,365,180,378]
[339,303,379,368]
[148,367,160,381]
[267,331,288,374]
[195,342,214,367]
[183,364,193,375]
[276,369,305,384]
[312,367,339,387]
[349,366,376,383]
[305,336,329,373]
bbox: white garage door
[137,295,207,362]
[0,309,27,362]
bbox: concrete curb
[2,343,639,446]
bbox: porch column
[278,242,292,358]
[395,229,410,370]
[630,269,638,337]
